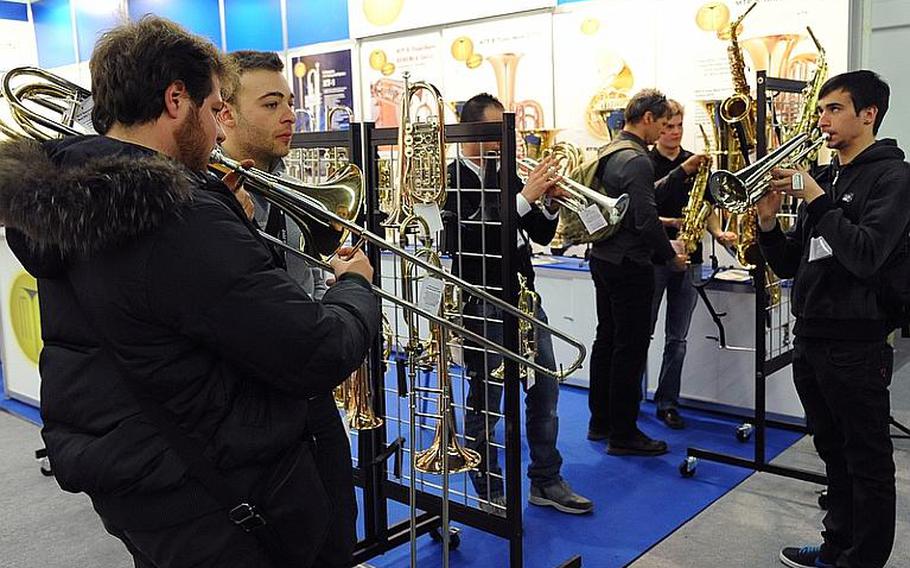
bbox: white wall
[868,0,910,146]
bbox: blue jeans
[462,301,562,499]
[649,264,699,411]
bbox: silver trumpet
[709,132,829,214]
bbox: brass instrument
[383,72,447,228]
[2,67,93,141]
[304,61,322,131]
[519,128,559,160]
[334,315,392,430]
[487,53,545,130]
[11,65,587,382]
[719,2,758,161]
[783,27,828,156]
[490,273,539,382]
[708,132,828,215]
[677,126,715,255]
[517,149,630,244]
[326,104,354,131]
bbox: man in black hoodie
[0,16,378,568]
[757,71,909,568]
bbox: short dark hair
[818,70,890,134]
[460,93,504,123]
[89,16,231,134]
[224,51,284,103]
[624,89,671,124]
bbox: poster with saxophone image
[359,31,446,128]
[655,0,849,152]
[442,13,554,131]
[348,0,554,39]
[289,49,355,133]
[552,0,658,154]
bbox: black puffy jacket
[0,135,379,529]
[759,139,910,340]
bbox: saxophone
[719,1,758,155]
[677,125,714,255]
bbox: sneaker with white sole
[779,545,835,568]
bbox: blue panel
[0,1,28,21]
[287,0,349,48]
[74,2,121,61]
[32,0,76,68]
[128,0,223,48]
[224,0,282,52]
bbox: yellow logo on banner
[10,272,42,365]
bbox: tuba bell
[487,53,545,130]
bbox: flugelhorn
[709,132,828,214]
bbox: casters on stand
[679,456,698,478]
[430,526,461,550]
[736,423,754,443]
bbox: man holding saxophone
[756,71,908,568]
[442,93,594,516]
[649,100,736,430]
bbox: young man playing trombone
[443,93,594,516]
[756,70,908,568]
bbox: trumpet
[709,132,828,214]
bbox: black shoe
[607,431,669,456]
[657,408,685,430]
[779,545,835,568]
[587,429,610,441]
[528,479,594,515]
[478,495,507,518]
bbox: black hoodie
[0,135,380,529]
[758,138,910,340]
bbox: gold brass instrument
[2,66,93,141]
[783,27,828,156]
[334,315,392,430]
[12,65,587,382]
[490,273,539,382]
[397,214,480,475]
[326,104,354,131]
[487,53,545,130]
[719,2,758,160]
[708,131,828,215]
[519,128,559,160]
[383,72,447,228]
[677,126,715,255]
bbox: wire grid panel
[376,137,517,520]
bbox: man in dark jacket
[757,71,909,568]
[443,93,593,516]
[0,17,378,568]
[587,88,688,457]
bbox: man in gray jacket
[586,89,688,457]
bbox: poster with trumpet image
[359,31,446,128]
[552,0,658,154]
[289,49,355,133]
[442,12,555,132]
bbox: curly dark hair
[89,16,233,134]
[223,50,285,104]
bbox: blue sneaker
[779,545,835,568]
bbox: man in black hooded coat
[0,16,378,568]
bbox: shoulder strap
[67,276,267,531]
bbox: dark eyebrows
[257,91,286,101]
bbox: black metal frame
[290,115,541,566]
[685,71,827,486]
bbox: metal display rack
[288,113,583,567]
[682,71,827,487]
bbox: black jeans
[588,257,655,440]
[649,264,700,410]
[792,337,896,568]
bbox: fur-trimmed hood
[0,135,193,275]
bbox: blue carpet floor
[1,364,803,567]
[357,382,803,568]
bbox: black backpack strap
[66,276,267,532]
[593,139,645,198]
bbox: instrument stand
[890,416,910,440]
[681,72,826,488]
